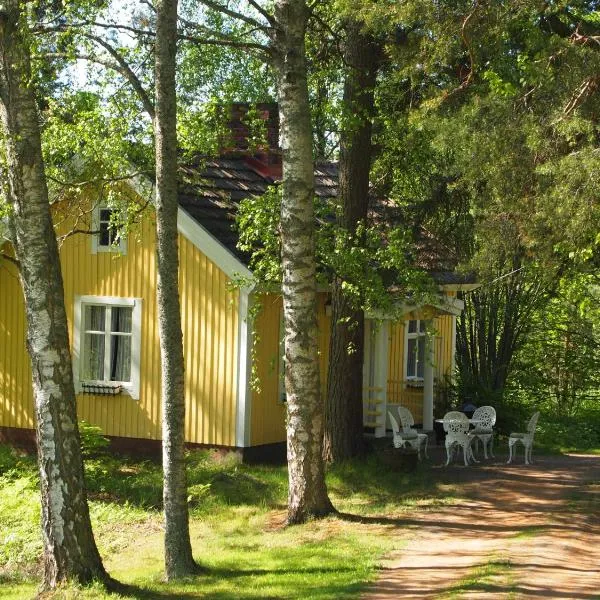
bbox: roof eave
[127,172,255,290]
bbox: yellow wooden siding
[0,252,34,430]
[0,191,238,446]
[179,235,238,447]
[250,294,285,445]
[251,292,330,446]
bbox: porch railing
[363,386,385,437]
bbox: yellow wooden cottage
[0,108,474,460]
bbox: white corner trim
[72,295,142,400]
[235,289,254,447]
[177,207,253,282]
[127,170,253,283]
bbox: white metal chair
[443,411,476,466]
[388,411,427,461]
[507,411,540,465]
[397,406,429,459]
[471,406,496,459]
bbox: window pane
[83,333,105,380]
[417,338,426,378]
[419,320,427,333]
[408,320,417,334]
[407,338,417,377]
[111,307,132,333]
[99,222,110,246]
[84,305,105,331]
[100,208,111,222]
[110,335,131,382]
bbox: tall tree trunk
[0,3,106,588]
[456,266,551,402]
[272,0,335,524]
[323,22,379,463]
[154,0,198,579]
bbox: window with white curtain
[405,319,426,381]
[74,296,141,398]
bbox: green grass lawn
[0,443,451,600]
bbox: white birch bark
[0,2,106,588]
[272,0,334,524]
[154,0,199,578]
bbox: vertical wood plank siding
[387,313,454,418]
[0,192,238,446]
[250,293,330,446]
[0,249,34,429]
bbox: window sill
[405,380,425,388]
[81,382,124,396]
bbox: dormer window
[92,206,127,254]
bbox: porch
[362,302,461,437]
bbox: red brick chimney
[225,103,282,179]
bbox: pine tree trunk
[0,3,106,588]
[154,0,198,579]
[272,0,335,524]
[323,23,379,463]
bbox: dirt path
[363,451,600,599]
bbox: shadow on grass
[84,452,287,511]
[104,564,360,600]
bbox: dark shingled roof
[178,156,474,286]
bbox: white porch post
[423,322,435,431]
[235,288,253,447]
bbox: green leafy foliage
[508,274,600,417]
[78,420,110,458]
[236,184,436,314]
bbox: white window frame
[73,295,142,399]
[404,319,426,384]
[91,205,128,255]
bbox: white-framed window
[91,206,127,254]
[73,295,141,399]
[405,319,426,382]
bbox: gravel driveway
[363,451,600,599]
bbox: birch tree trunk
[154,0,199,579]
[272,0,334,524]
[323,23,380,463]
[0,2,106,588]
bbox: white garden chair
[443,411,476,466]
[398,406,429,459]
[471,406,496,459]
[507,411,540,465]
[388,410,427,461]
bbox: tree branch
[247,0,276,27]
[37,26,155,119]
[84,33,156,119]
[46,171,151,188]
[563,75,599,115]
[195,0,270,31]
[178,32,269,52]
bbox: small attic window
[91,206,127,254]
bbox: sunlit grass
[440,557,514,599]
[1,444,435,599]
[512,525,547,540]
